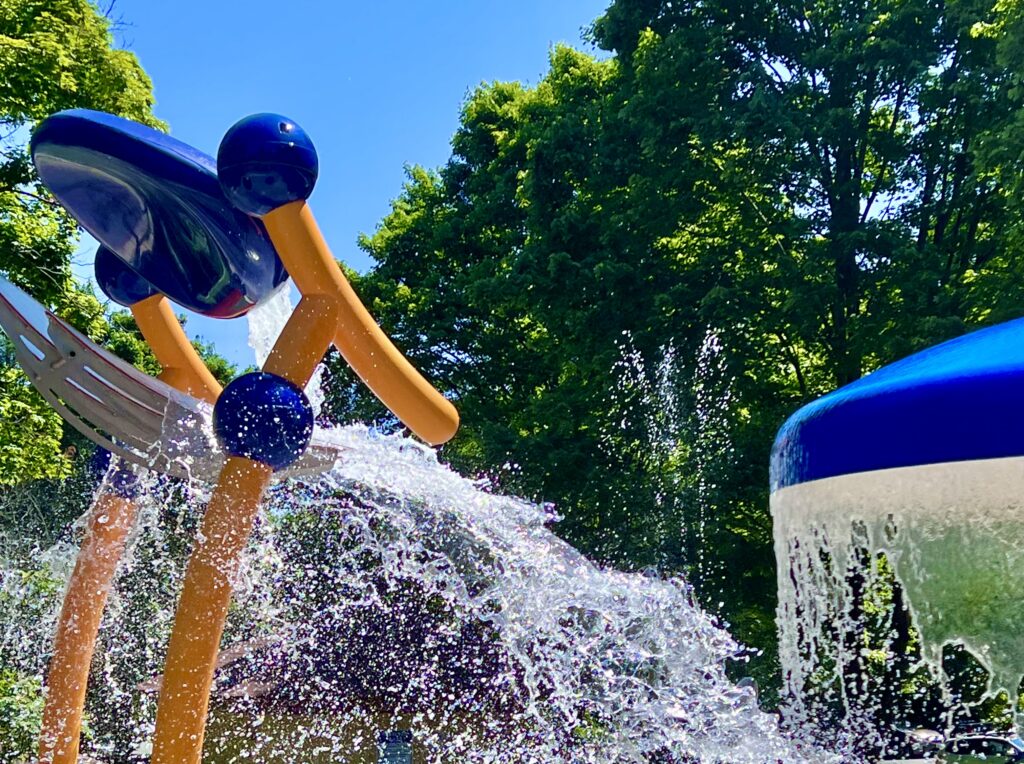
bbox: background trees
[0,1,238,486]
[325,0,1024,693]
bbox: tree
[970,0,1024,318]
[329,0,1024,706]
[592,0,1023,379]
[326,46,787,693]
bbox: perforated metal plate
[0,275,338,484]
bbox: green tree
[970,0,1024,317]
[592,0,1023,378]
[330,0,1024,704]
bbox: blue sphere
[94,246,159,307]
[217,113,318,217]
[212,372,314,471]
[88,448,140,499]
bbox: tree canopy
[325,0,1024,693]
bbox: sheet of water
[0,300,831,763]
[774,458,1024,754]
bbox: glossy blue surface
[771,318,1024,491]
[212,372,313,471]
[89,448,140,499]
[94,245,159,307]
[31,109,288,318]
[378,730,413,763]
[218,113,318,217]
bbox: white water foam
[1,427,833,762]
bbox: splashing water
[3,427,831,762]
[601,333,688,561]
[774,458,1024,757]
[246,281,326,416]
[690,331,736,601]
[0,306,835,763]
[603,331,738,614]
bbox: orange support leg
[151,298,336,762]
[38,489,137,764]
[131,294,222,404]
[150,458,273,764]
[263,201,459,446]
[38,299,221,763]
[152,192,458,762]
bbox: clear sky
[76,0,610,367]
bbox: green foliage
[0,0,163,304]
[191,335,238,387]
[327,0,1024,706]
[0,7,235,740]
[0,342,68,484]
[0,546,110,755]
[0,0,162,126]
[0,1,235,488]
[0,565,62,763]
[0,668,44,763]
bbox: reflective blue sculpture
[218,113,319,217]
[31,109,288,318]
[212,371,314,470]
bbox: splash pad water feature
[0,110,818,762]
[8,108,456,763]
[772,321,1024,754]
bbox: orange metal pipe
[131,294,222,404]
[151,198,459,761]
[264,201,459,446]
[38,298,222,764]
[150,457,274,764]
[38,490,137,764]
[263,294,340,377]
[151,290,338,762]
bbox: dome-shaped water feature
[772,318,1024,754]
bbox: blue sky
[77,0,610,367]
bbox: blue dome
[31,109,289,318]
[771,318,1024,491]
[94,245,159,307]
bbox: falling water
[0,427,834,763]
[246,280,326,416]
[0,313,838,763]
[774,458,1024,757]
[246,281,295,368]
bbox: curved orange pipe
[152,202,458,761]
[264,201,459,446]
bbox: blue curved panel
[771,318,1024,491]
[31,109,288,318]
